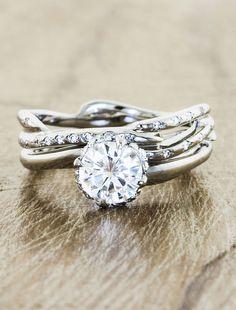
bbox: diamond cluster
[74,134,148,207]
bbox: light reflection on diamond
[75,137,147,206]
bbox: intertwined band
[18,100,215,206]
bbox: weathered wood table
[0,1,235,309]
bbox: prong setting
[74,132,149,207]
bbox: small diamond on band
[55,135,65,145]
[67,133,80,144]
[162,149,172,159]
[43,137,54,146]
[183,141,191,151]
[154,121,167,130]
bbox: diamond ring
[18,100,216,207]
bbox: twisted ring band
[18,100,216,207]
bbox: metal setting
[18,100,216,207]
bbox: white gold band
[18,100,216,207]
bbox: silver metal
[18,100,216,207]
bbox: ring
[18,100,216,207]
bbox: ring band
[18,100,216,207]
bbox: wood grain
[0,1,236,309]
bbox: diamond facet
[75,136,148,206]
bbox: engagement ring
[18,100,216,207]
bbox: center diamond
[74,135,148,207]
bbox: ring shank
[147,142,212,184]
[18,100,215,185]
[20,141,212,185]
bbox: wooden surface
[0,1,236,309]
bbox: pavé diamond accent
[74,135,148,206]
[103,131,115,141]
[67,133,79,144]
[171,115,182,126]
[154,121,166,130]
[55,135,65,145]
[43,136,54,146]
[81,132,94,143]
[183,140,191,151]
[163,149,172,158]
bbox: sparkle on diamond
[76,139,146,206]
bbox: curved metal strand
[18,100,215,186]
